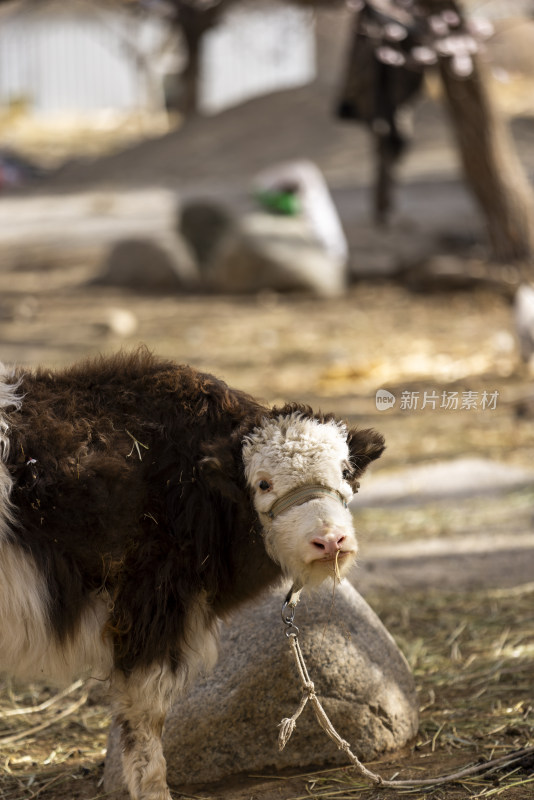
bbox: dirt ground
[0,275,533,800]
[2,189,534,800]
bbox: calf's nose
[311,532,346,555]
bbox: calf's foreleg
[112,666,177,800]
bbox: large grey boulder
[206,212,348,297]
[104,581,418,791]
[96,233,199,293]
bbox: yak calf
[0,350,384,800]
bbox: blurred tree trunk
[169,1,224,116]
[178,5,204,115]
[421,0,534,264]
[437,53,534,264]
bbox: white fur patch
[112,663,174,800]
[0,364,23,544]
[0,541,114,684]
[0,368,114,686]
[181,592,220,686]
[242,414,358,587]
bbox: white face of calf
[242,414,371,589]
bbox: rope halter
[266,484,348,521]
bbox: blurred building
[0,0,315,117]
[0,0,173,114]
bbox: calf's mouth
[313,550,353,564]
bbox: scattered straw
[0,680,110,800]
[288,585,533,800]
[0,691,88,746]
[0,680,83,720]
[333,550,342,584]
[125,429,149,461]
[0,586,532,799]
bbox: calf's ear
[199,437,245,504]
[347,427,385,483]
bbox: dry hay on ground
[0,584,532,800]
[343,583,534,799]
[0,679,109,800]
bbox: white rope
[279,610,534,789]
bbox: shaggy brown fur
[5,350,272,671]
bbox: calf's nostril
[312,538,326,550]
[311,534,347,555]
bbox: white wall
[0,0,316,117]
[199,1,316,115]
[0,1,169,113]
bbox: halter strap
[267,484,348,520]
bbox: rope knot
[278,717,297,751]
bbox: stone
[206,212,348,297]
[96,233,199,293]
[104,581,418,791]
[179,199,237,270]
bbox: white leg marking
[111,595,219,800]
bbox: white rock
[207,212,348,297]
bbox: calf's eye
[258,479,272,492]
